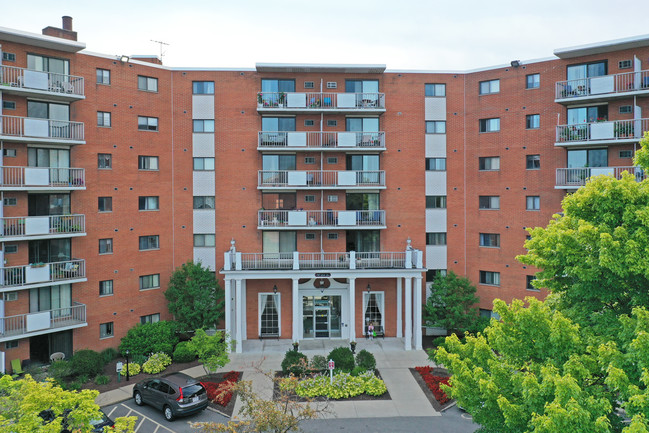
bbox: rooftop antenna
[150,39,170,59]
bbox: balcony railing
[0,167,85,189]
[0,302,86,340]
[259,209,385,229]
[556,166,645,188]
[555,70,649,100]
[0,65,84,97]
[1,214,85,240]
[1,259,86,289]
[555,119,649,144]
[0,115,84,142]
[257,92,385,110]
[258,170,385,189]
[258,131,385,150]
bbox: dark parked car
[39,408,114,432]
[133,372,208,421]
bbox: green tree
[165,260,225,331]
[424,271,484,334]
[186,329,230,375]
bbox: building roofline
[256,63,386,74]
[554,34,649,59]
[0,26,85,52]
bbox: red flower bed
[202,371,241,407]
[415,366,451,405]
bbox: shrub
[48,360,73,384]
[327,347,355,372]
[94,374,110,385]
[131,354,147,366]
[173,341,196,363]
[310,355,327,372]
[351,366,367,377]
[432,336,447,348]
[70,349,104,378]
[118,321,179,357]
[355,350,376,371]
[100,347,118,364]
[142,352,172,375]
[295,371,387,399]
[120,362,141,377]
[281,350,308,376]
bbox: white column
[241,279,247,341]
[292,278,299,342]
[235,279,243,353]
[349,278,356,341]
[224,278,232,343]
[404,277,412,350]
[396,278,403,338]
[414,276,423,350]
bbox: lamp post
[125,349,130,382]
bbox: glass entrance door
[302,295,342,339]
[314,306,330,338]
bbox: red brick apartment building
[1,17,648,371]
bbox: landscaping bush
[142,352,172,374]
[100,347,118,364]
[432,336,447,348]
[310,355,327,372]
[355,349,376,371]
[48,360,73,384]
[327,347,355,372]
[70,349,104,378]
[296,371,387,399]
[281,350,308,376]
[94,374,110,385]
[119,362,141,377]
[173,341,196,363]
[351,366,367,377]
[118,321,179,357]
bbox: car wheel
[163,405,174,422]
[134,391,143,406]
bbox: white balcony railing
[0,115,84,142]
[1,214,85,239]
[258,131,385,149]
[257,92,385,110]
[258,210,385,228]
[0,302,86,340]
[556,166,645,188]
[0,167,85,189]
[258,170,385,188]
[1,259,86,289]
[0,65,84,96]
[556,119,649,144]
[555,70,649,100]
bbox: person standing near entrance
[368,322,374,341]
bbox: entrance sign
[328,359,335,384]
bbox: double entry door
[301,289,347,339]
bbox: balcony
[0,259,86,292]
[258,210,386,230]
[555,166,645,189]
[256,92,385,113]
[258,170,385,190]
[0,302,86,342]
[258,131,385,152]
[0,214,85,242]
[555,119,648,147]
[555,70,649,104]
[0,115,85,145]
[0,167,85,191]
[0,65,84,101]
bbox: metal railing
[257,92,385,110]
[258,210,385,228]
[240,253,294,270]
[0,115,84,141]
[0,166,85,188]
[1,214,85,238]
[555,70,649,100]
[258,131,385,149]
[0,302,86,339]
[1,259,86,288]
[556,118,649,143]
[0,65,84,96]
[556,166,645,187]
[258,170,385,188]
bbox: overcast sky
[4,0,649,71]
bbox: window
[620,105,633,114]
[193,196,215,209]
[99,238,113,254]
[425,269,447,281]
[620,150,633,158]
[98,197,112,212]
[100,322,114,339]
[527,275,539,291]
[97,111,111,127]
[305,233,316,240]
[425,158,446,171]
[141,313,161,324]
[304,120,314,126]
[140,274,160,290]
[526,154,540,170]
[3,198,16,206]
[425,83,446,97]
[4,245,17,254]
[3,149,16,157]
[304,81,314,89]
[479,196,500,210]
[328,195,338,203]
[568,149,608,168]
[259,293,280,336]
[138,75,158,92]
[2,52,16,62]
[193,234,215,247]
[479,271,500,286]
[262,231,297,253]
[363,292,384,331]
[327,157,338,164]
[567,105,608,125]
[526,74,540,89]
[2,101,16,110]
[526,114,540,129]
[139,196,159,211]
[425,121,446,134]
[305,195,315,203]
[479,79,500,95]
[619,60,632,69]
[97,69,110,85]
[526,196,540,210]
[138,155,159,170]
[479,156,500,171]
[567,61,607,85]
[192,81,214,94]
[426,232,447,246]
[98,153,112,169]
[138,116,158,131]
[479,118,500,132]
[326,82,337,89]
[193,119,215,133]
[328,233,338,240]
[327,120,337,127]
[426,196,447,209]
[304,157,316,164]
[139,235,160,250]
[480,233,500,248]
[99,280,113,296]
[193,157,215,170]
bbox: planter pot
[424,326,447,336]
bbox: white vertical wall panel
[194,248,216,271]
[193,133,215,157]
[425,172,446,195]
[426,246,447,269]
[193,210,215,233]
[425,134,446,157]
[192,95,215,119]
[193,172,215,195]
[426,209,447,232]
[425,98,447,121]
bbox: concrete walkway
[95,338,439,419]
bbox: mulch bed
[410,366,455,412]
[272,370,391,402]
[197,371,242,418]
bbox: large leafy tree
[165,260,225,331]
[424,271,484,334]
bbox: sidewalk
[95,338,439,419]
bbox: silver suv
[133,372,208,421]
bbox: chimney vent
[42,16,78,41]
[62,16,73,31]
